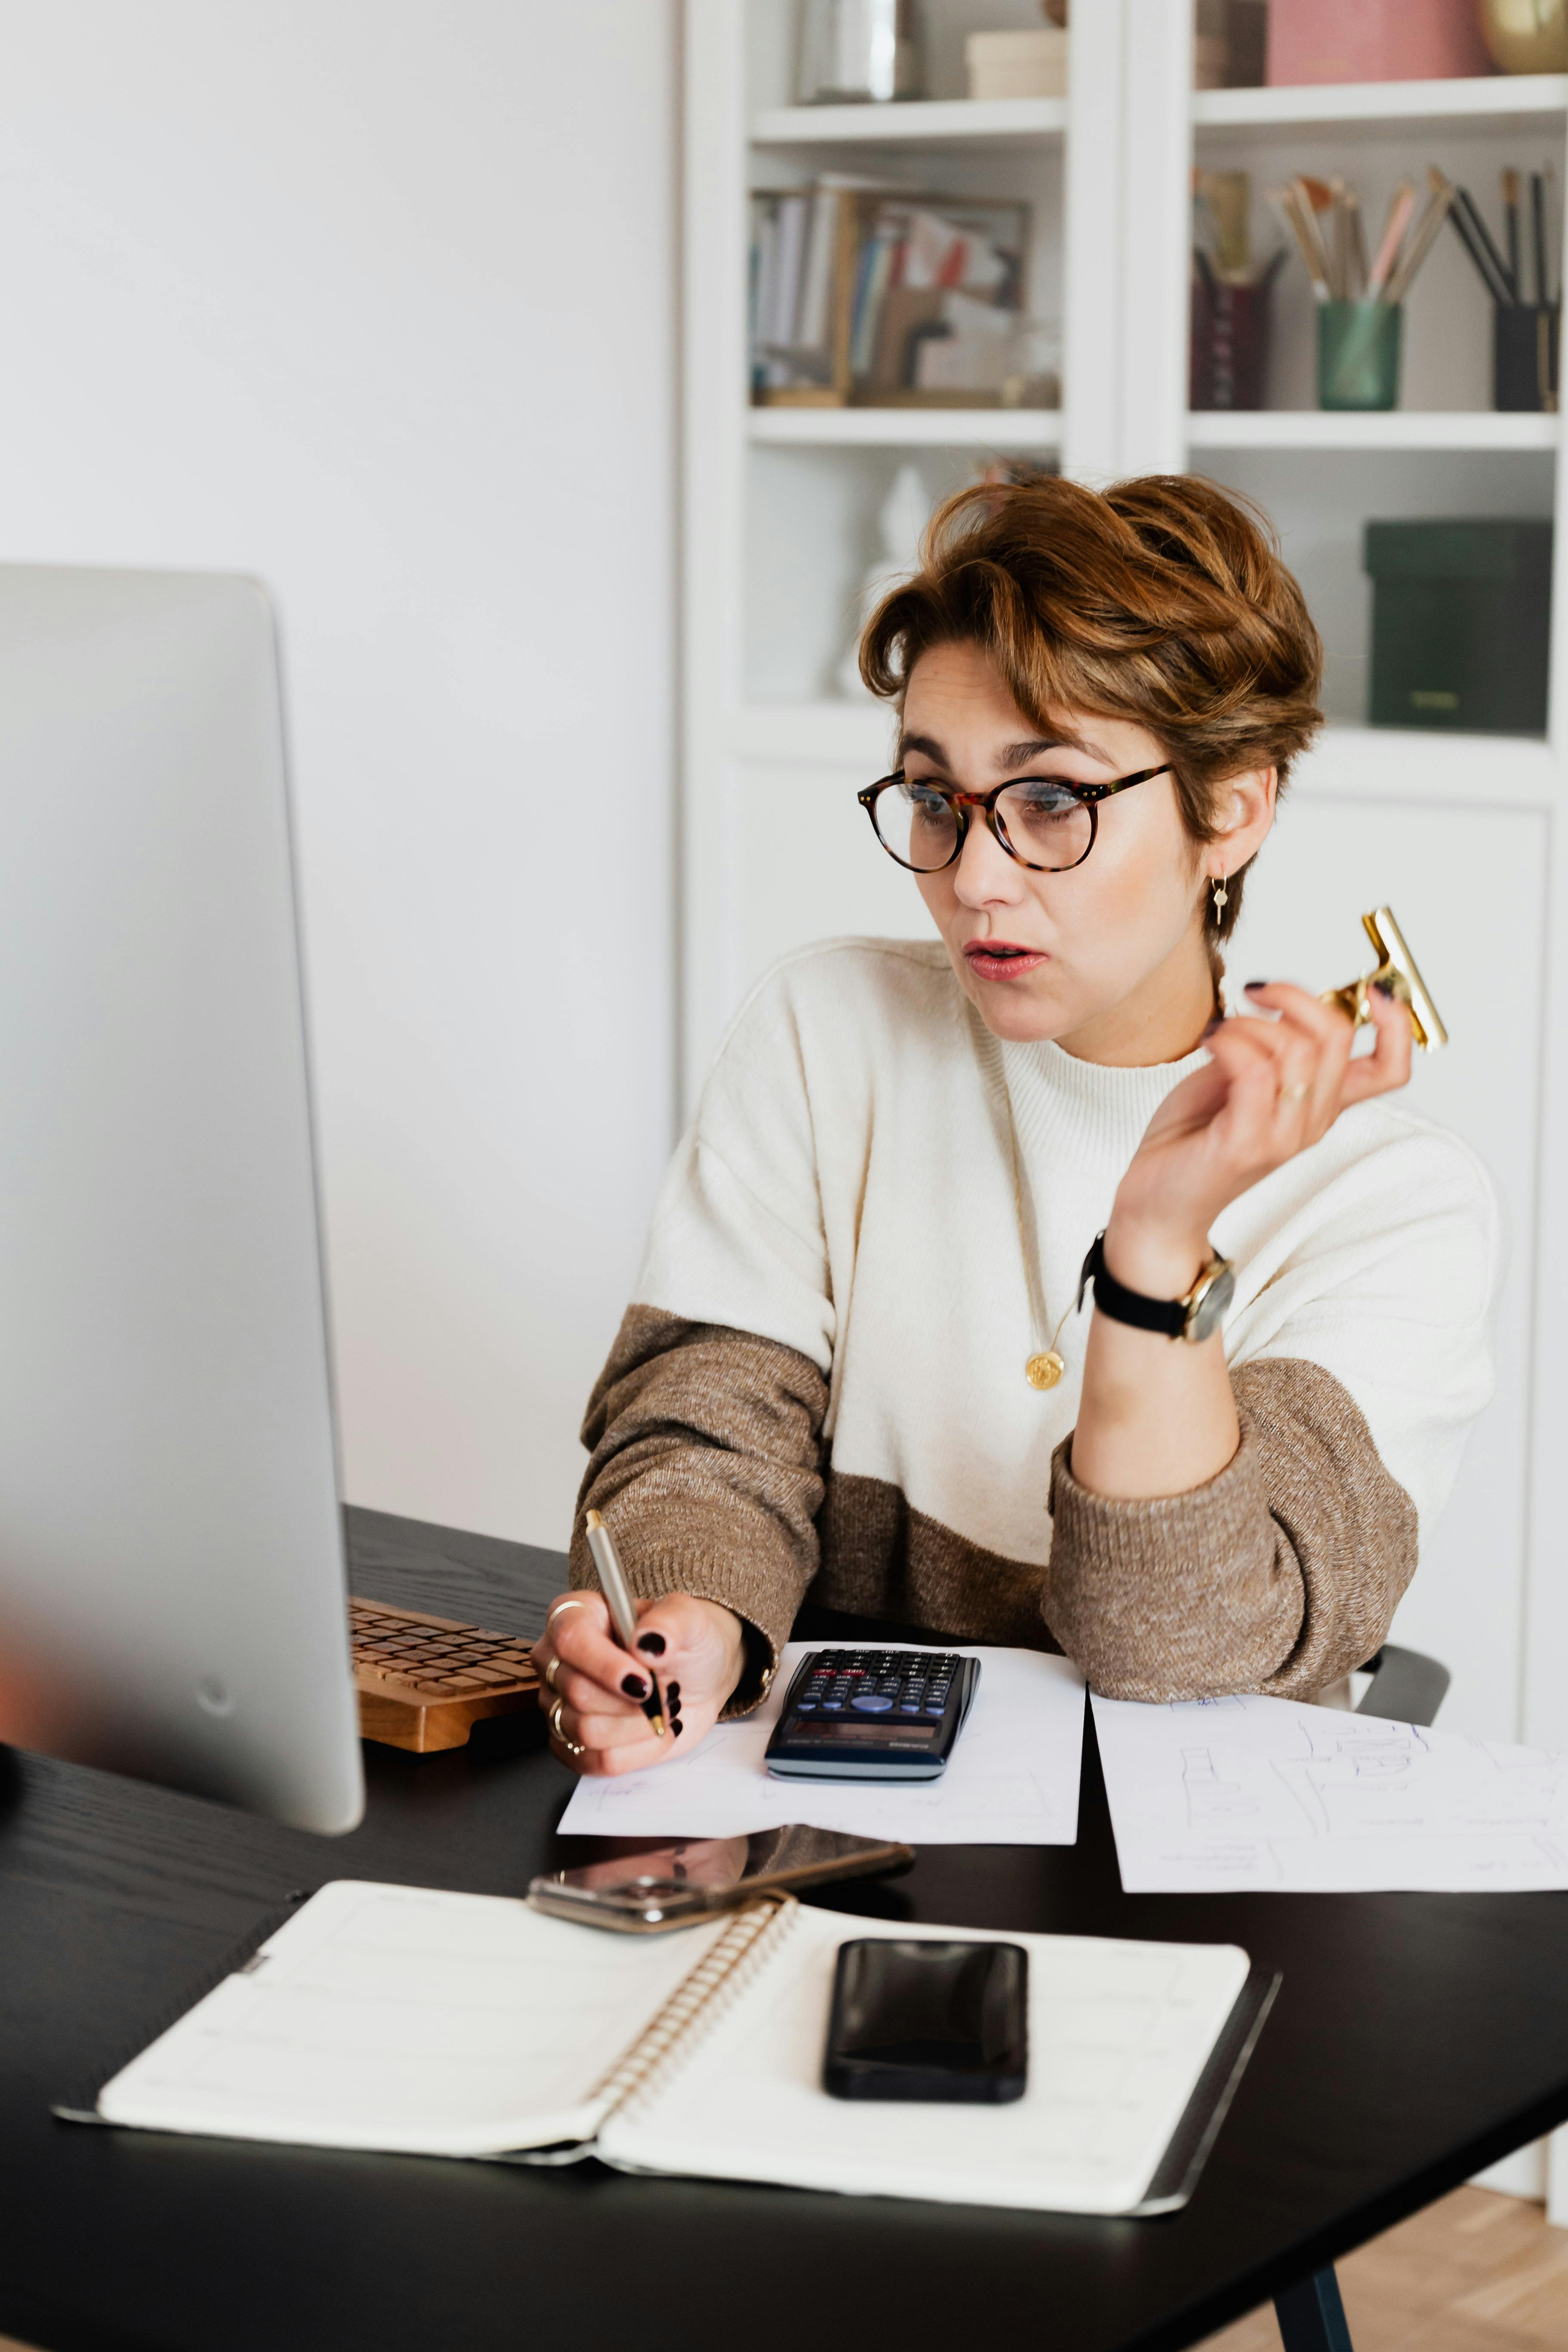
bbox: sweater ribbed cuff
[1046,1422,1299,1702]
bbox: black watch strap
[1076,1231,1188,1339]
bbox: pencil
[1384,180,1454,308]
[1447,184,1515,306]
[585,1508,668,1736]
[1459,186,1516,303]
[1279,180,1333,298]
[1503,169,1521,302]
[1368,181,1415,298]
[1345,186,1369,300]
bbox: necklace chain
[1001,1067,1074,1391]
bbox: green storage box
[1363,518,1553,735]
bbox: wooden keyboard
[349,1596,540,1754]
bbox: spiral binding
[585,1895,801,2124]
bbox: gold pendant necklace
[1002,1068,1075,1391]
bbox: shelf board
[1186,409,1559,451]
[752,79,1565,149]
[750,96,1066,150]
[733,707,1561,801]
[748,406,1062,448]
[1194,72,1568,139]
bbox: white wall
[0,1,680,1547]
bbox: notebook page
[97,1880,735,2157]
[601,1906,1250,2214]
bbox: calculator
[763,1648,981,1782]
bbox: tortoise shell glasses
[858,763,1173,875]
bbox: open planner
[61,1879,1272,2216]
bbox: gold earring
[1212,874,1228,917]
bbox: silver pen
[585,1508,667,1736]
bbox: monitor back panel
[0,566,363,1832]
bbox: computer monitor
[0,564,364,1833]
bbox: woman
[534,473,1496,1773]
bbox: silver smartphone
[527,1825,914,1932]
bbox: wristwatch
[1077,1230,1236,1345]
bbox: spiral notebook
[59,1879,1274,2217]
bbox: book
[60,1879,1275,2216]
[750,186,1032,407]
[766,193,809,350]
[795,187,842,357]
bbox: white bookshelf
[1194,70,1568,136]
[1185,410,1559,449]
[752,95,1067,147]
[747,406,1062,447]
[685,0,1568,1779]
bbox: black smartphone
[824,1937,1028,2103]
[765,1648,981,1781]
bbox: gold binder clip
[1320,906,1448,1052]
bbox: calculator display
[763,1649,981,1782]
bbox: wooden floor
[0,2187,1562,2352]
[1198,2188,1568,2352]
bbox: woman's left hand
[1105,982,1413,1292]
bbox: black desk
[3,1507,1566,2352]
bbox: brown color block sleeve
[1045,1357,1418,1703]
[572,1305,829,1713]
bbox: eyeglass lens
[873,778,1094,873]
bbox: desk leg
[1274,2267,1354,2352]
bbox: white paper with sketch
[557,1642,1086,1844]
[1092,1690,1568,1893]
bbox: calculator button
[795,1700,818,1714]
[851,1693,894,1712]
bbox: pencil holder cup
[1190,278,1273,410]
[1494,303,1561,411]
[1317,299,1402,411]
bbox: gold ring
[548,1695,585,1759]
[546,1598,590,1635]
[1281,1081,1309,1102]
[544,1654,561,1693]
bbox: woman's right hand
[532,1589,747,1775]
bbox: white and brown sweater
[573,939,1498,1707]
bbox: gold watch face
[1184,1259,1235,1344]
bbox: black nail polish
[1372,977,1396,998]
[637,1631,666,1656]
[671,1718,684,1736]
[1244,978,1272,991]
[665,1681,681,1703]
[620,1673,648,1699]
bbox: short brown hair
[859,473,1323,949]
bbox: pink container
[1267,0,1493,85]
